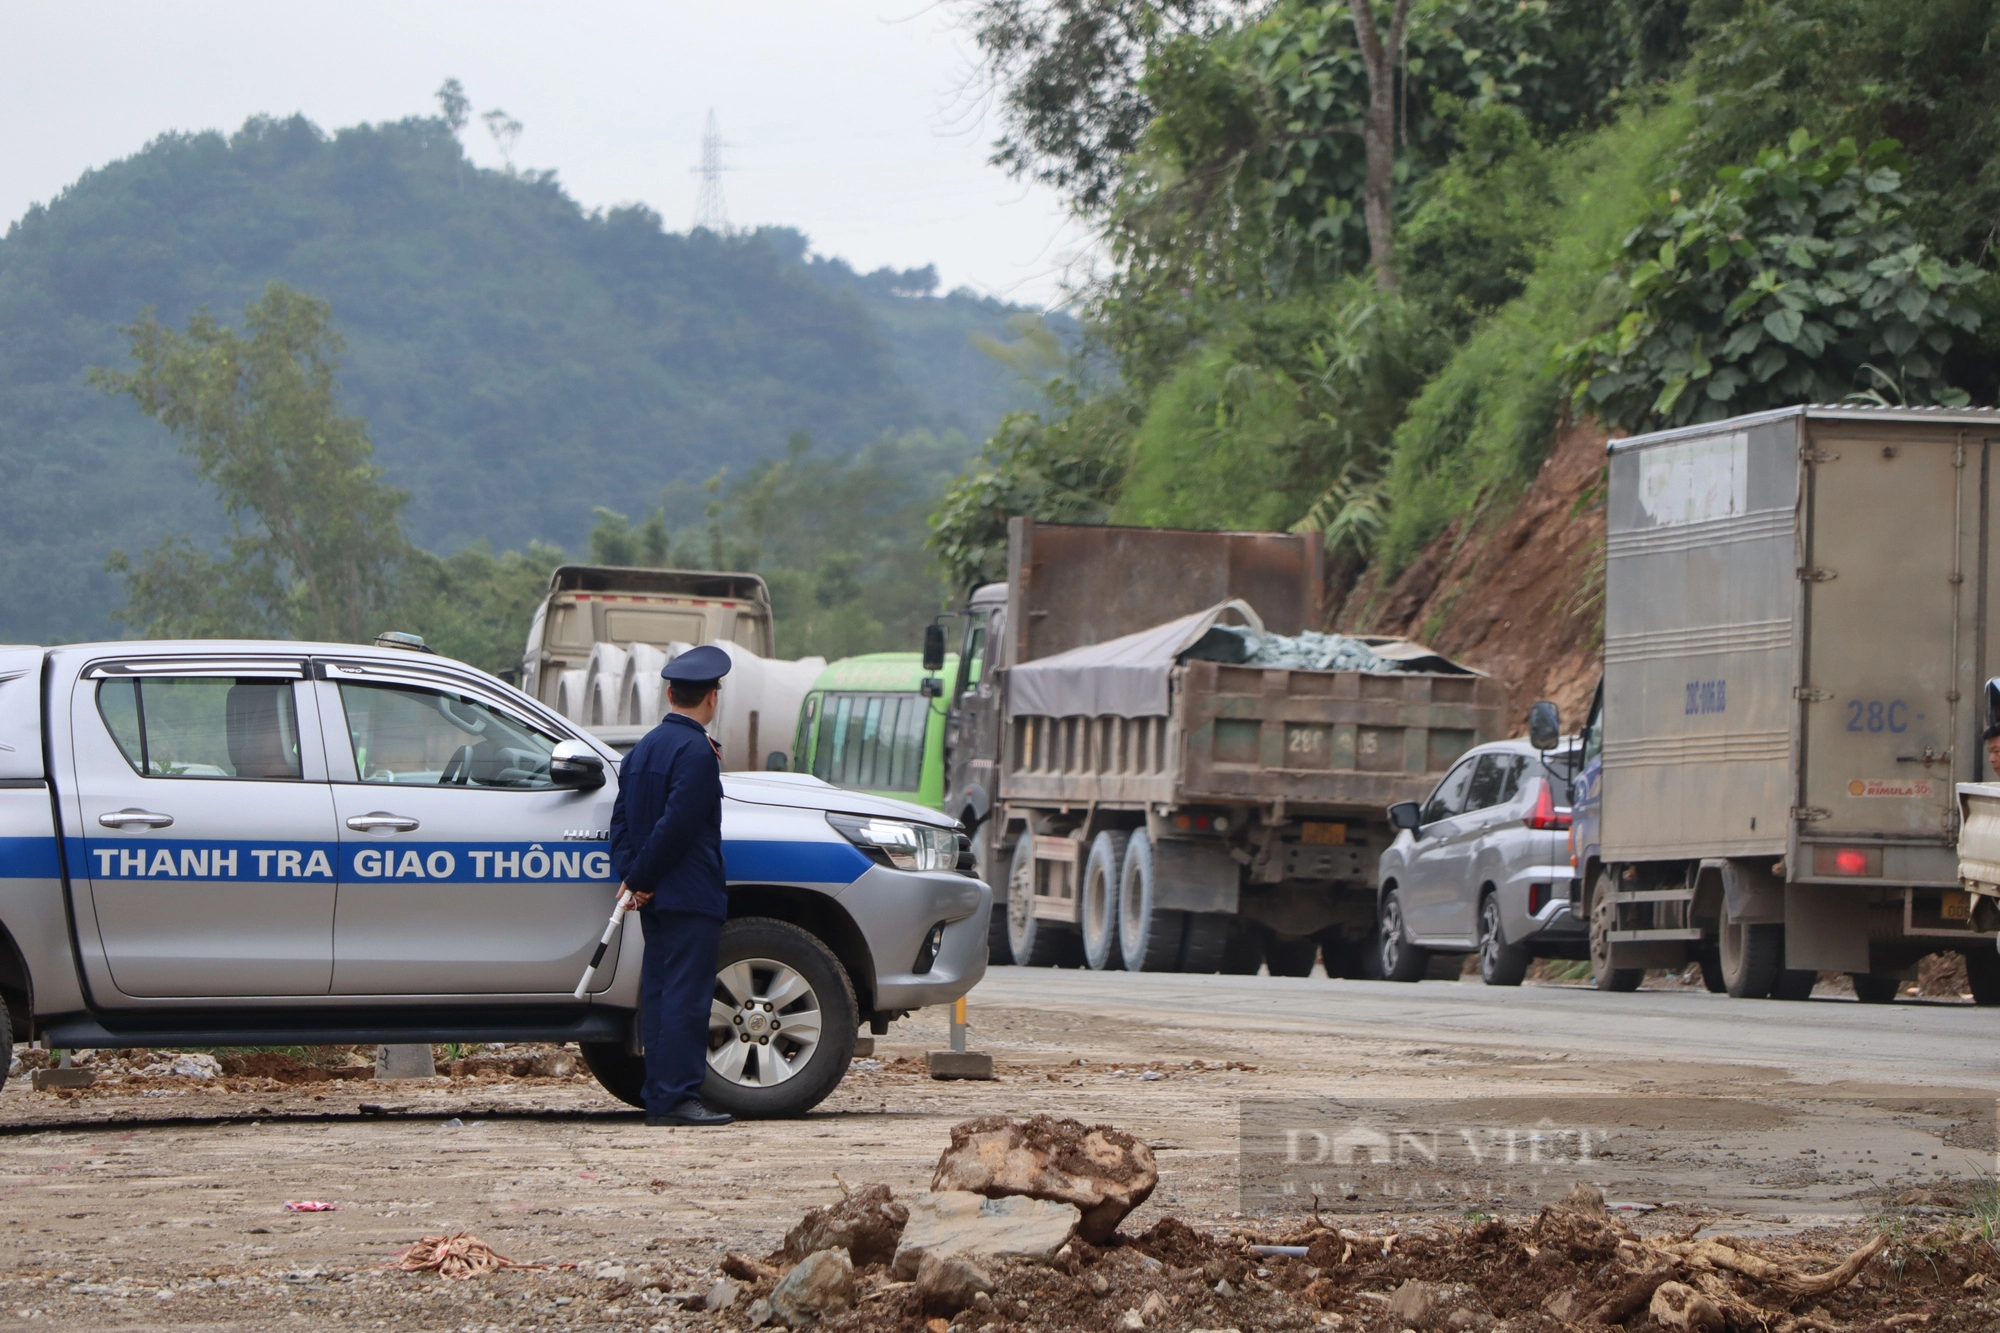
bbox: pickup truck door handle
[98,808,174,829]
[346,812,420,833]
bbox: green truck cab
[793,652,956,810]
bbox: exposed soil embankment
[1339,417,1610,733]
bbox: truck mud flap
[1149,838,1240,914]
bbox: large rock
[914,1252,994,1315]
[890,1190,1080,1279]
[783,1183,908,1267]
[930,1115,1158,1244]
[1386,1279,1489,1332]
[768,1249,854,1326]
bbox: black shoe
[645,1098,733,1127]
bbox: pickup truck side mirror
[1388,801,1422,834]
[550,739,606,790]
[1527,700,1560,751]
[922,622,947,673]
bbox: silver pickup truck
[0,638,987,1117]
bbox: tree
[91,282,410,643]
[435,78,470,135]
[587,506,671,566]
[1348,0,1414,288]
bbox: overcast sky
[1,1,1092,308]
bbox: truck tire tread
[1081,831,1129,971]
[1118,832,1183,972]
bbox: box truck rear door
[1801,431,1965,838]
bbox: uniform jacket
[609,712,727,920]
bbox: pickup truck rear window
[96,678,303,780]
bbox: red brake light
[1526,777,1571,831]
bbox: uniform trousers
[637,908,725,1113]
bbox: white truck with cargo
[0,636,987,1113]
[1567,405,2000,1001]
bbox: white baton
[573,888,637,999]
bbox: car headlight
[827,813,962,872]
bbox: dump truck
[518,564,775,713]
[939,518,1505,974]
[1566,404,2000,1003]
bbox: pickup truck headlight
[826,813,961,872]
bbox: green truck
[792,653,957,810]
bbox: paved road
[969,966,1999,1089]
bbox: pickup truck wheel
[1588,882,1643,992]
[580,1041,647,1108]
[1377,891,1428,983]
[1007,835,1081,967]
[701,917,857,1119]
[1264,936,1318,978]
[1717,917,1781,998]
[1080,831,1129,971]
[1117,832,1184,972]
[1476,893,1531,987]
[1962,948,2000,1006]
[1849,973,1900,1004]
[0,1003,10,1093]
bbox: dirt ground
[2,998,1995,1330]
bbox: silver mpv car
[1375,733,1582,985]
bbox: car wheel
[1264,936,1319,978]
[579,1039,646,1109]
[701,917,858,1119]
[0,1002,11,1094]
[1007,834,1080,967]
[1588,877,1643,992]
[1476,892,1530,987]
[1377,890,1428,983]
[1964,948,2000,1006]
[1118,831,1184,971]
[974,828,1013,966]
[1850,973,1900,1004]
[1717,917,1781,998]
[1080,830,1129,971]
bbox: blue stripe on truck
[0,835,60,878]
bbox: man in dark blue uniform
[608,644,735,1127]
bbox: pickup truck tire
[1264,936,1318,978]
[0,1002,10,1093]
[1117,832,1184,972]
[1849,973,1900,1004]
[582,918,858,1120]
[1080,831,1128,971]
[1588,881,1644,992]
[1007,834,1082,967]
[1476,892,1531,987]
[1717,917,1781,998]
[1963,948,2000,1006]
[1377,891,1429,983]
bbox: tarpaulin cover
[1008,601,1264,719]
[1007,601,1477,718]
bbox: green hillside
[0,111,1042,644]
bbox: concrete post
[375,1043,437,1080]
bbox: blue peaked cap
[660,643,733,682]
